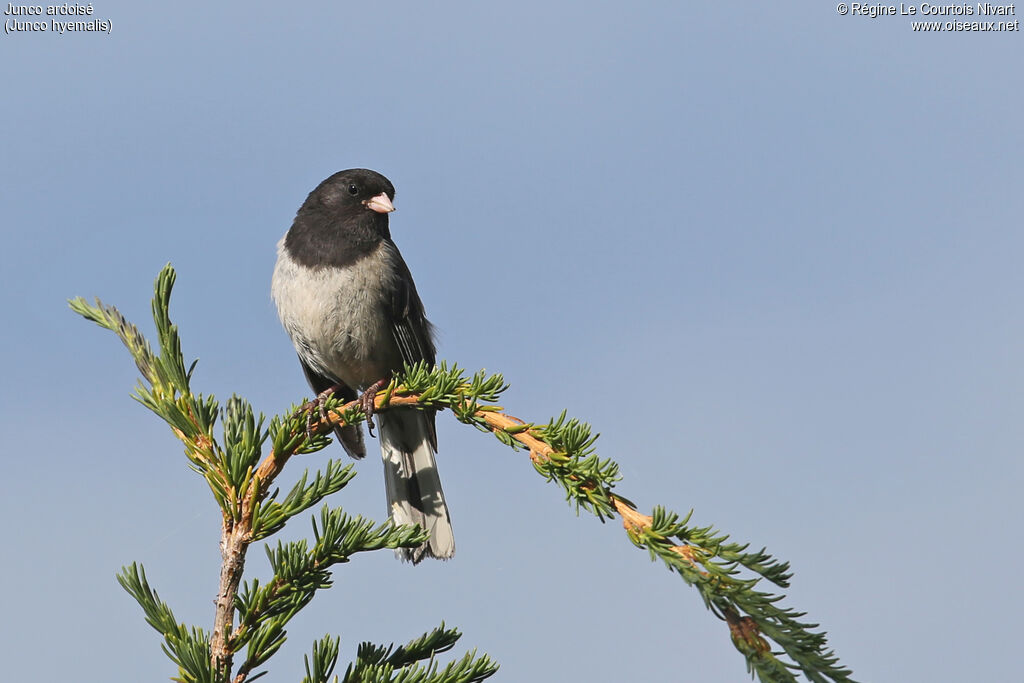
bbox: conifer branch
[303,376,854,682]
[71,264,855,683]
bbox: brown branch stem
[291,389,700,567]
[211,521,248,680]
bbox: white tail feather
[378,411,454,562]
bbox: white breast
[271,238,400,389]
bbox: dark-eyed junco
[271,169,453,563]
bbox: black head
[284,169,398,268]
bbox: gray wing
[385,240,436,367]
[384,241,438,450]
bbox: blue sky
[2,2,1021,681]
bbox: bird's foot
[360,376,391,438]
[304,385,341,440]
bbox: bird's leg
[304,384,341,439]
[360,375,391,437]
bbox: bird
[271,168,454,563]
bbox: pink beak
[365,192,395,214]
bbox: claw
[360,376,390,438]
[305,385,340,439]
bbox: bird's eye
[347,184,359,196]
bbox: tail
[378,409,454,563]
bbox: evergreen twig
[71,264,855,683]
